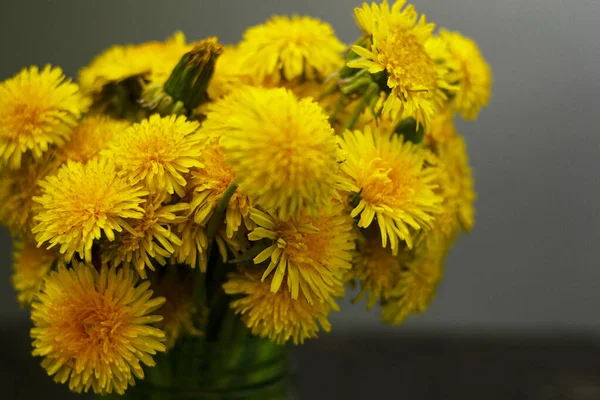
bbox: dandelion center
[379,28,436,95]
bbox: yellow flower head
[350,228,413,309]
[11,240,58,306]
[237,15,346,85]
[79,32,191,95]
[0,154,59,235]
[0,65,89,169]
[101,193,188,278]
[381,236,446,325]
[425,107,457,146]
[440,30,492,120]
[204,87,340,220]
[435,134,476,234]
[32,159,148,262]
[152,269,203,349]
[189,138,251,239]
[224,268,337,345]
[103,114,203,197]
[348,1,455,126]
[248,204,355,304]
[430,175,461,242]
[339,126,443,253]
[207,46,254,100]
[59,115,129,164]
[174,219,209,271]
[30,263,166,394]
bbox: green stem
[339,76,371,95]
[193,183,238,322]
[205,183,238,255]
[192,269,207,326]
[317,81,339,101]
[343,98,368,132]
[328,94,347,125]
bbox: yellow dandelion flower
[343,93,399,135]
[32,159,148,262]
[224,269,337,345]
[0,65,89,169]
[248,204,355,304]
[284,79,326,100]
[237,15,346,85]
[354,0,420,35]
[215,223,252,260]
[339,126,442,253]
[101,193,188,278]
[436,135,476,233]
[152,269,203,349]
[348,0,455,126]
[204,87,340,220]
[189,138,251,239]
[381,236,446,325]
[350,229,414,309]
[174,218,209,271]
[11,240,58,306]
[440,29,492,120]
[79,32,191,95]
[31,263,166,394]
[59,115,129,164]
[425,107,457,146]
[103,114,203,197]
[0,154,59,235]
[430,172,462,242]
[207,46,254,100]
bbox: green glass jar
[103,336,294,400]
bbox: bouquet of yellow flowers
[1,1,491,398]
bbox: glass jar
[103,336,294,400]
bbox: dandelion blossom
[430,169,462,241]
[440,29,492,120]
[0,154,59,235]
[79,32,191,95]
[207,46,254,100]
[348,0,455,125]
[339,126,442,253]
[224,269,337,345]
[205,87,340,220]
[425,108,457,146]
[248,204,355,303]
[30,263,166,394]
[381,237,446,325]
[237,15,345,85]
[189,138,250,238]
[32,159,148,262]
[101,193,188,278]
[350,229,414,309]
[0,65,89,169]
[11,240,58,306]
[59,115,129,163]
[436,135,476,233]
[174,219,209,271]
[103,114,203,197]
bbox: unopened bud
[163,37,223,111]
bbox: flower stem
[328,94,347,125]
[193,183,238,322]
[206,183,238,253]
[343,97,367,132]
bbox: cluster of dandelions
[0,0,491,395]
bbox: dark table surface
[3,321,600,400]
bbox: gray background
[1,0,599,334]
